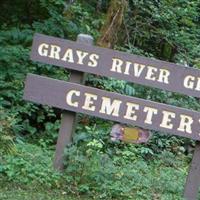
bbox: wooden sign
[23,33,200,199]
[24,73,200,141]
[31,33,200,98]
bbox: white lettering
[38,43,49,57]
[160,111,176,129]
[124,102,139,121]
[143,107,158,124]
[145,66,157,81]
[100,97,122,116]
[110,58,123,73]
[61,48,74,63]
[124,61,132,75]
[195,77,200,91]
[158,69,170,84]
[76,50,89,65]
[177,115,193,134]
[66,90,80,107]
[88,53,99,67]
[49,45,61,59]
[82,93,97,111]
[133,63,146,77]
[183,75,195,89]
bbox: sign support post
[184,141,200,200]
[53,34,93,171]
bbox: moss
[97,0,128,48]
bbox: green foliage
[62,124,188,199]
[63,2,103,38]
[0,123,193,199]
[122,0,200,64]
[0,186,80,200]
[0,0,198,154]
[1,1,200,199]
[0,0,105,151]
[0,107,16,155]
[0,1,70,150]
[1,143,62,187]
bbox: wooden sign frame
[23,33,200,199]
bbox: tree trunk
[97,0,127,48]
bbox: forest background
[0,0,200,199]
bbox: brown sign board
[31,33,200,98]
[24,74,200,141]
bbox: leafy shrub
[0,123,190,199]
[0,1,200,199]
[62,124,187,199]
[0,107,16,155]
[1,143,62,187]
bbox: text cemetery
[24,74,200,141]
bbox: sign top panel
[31,33,200,98]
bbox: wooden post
[53,34,93,171]
[184,141,200,200]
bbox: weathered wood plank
[31,33,200,98]
[23,74,200,141]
